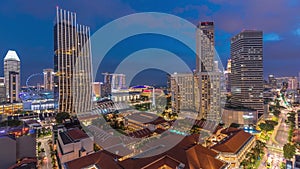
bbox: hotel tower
[196,21,221,121]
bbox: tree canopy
[283,143,296,159]
[55,112,70,124]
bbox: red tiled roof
[67,128,89,141]
[141,155,181,169]
[127,128,152,138]
[186,145,226,169]
[211,129,253,154]
[65,151,122,169]
[66,134,228,169]
[8,157,37,169]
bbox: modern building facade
[168,73,198,113]
[196,21,221,121]
[0,77,5,103]
[92,82,101,98]
[224,59,231,93]
[43,68,54,91]
[221,107,258,126]
[288,77,298,91]
[4,50,21,103]
[54,7,93,114]
[111,73,126,91]
[230,30,264,114]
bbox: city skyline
[0,0,300,86]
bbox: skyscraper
[111,73,126,91]
[230,30,264,114]
[288,77,298,91]
[4,50,20,103]
[224,59,232,93]
[54,7,93,114]
[268,74,277,89]
[196,21,221,121]
[43,68,54,91]
[0,77,6,103]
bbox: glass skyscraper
[54,7,93,114]
[230,30,264,114]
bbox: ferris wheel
[19,73,45,101]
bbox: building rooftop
[211,128,253,154]
[4,50,20,62]
[67,128,89,141]
[59,128,89,144]
[65,134,228,169]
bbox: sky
[0,0,300,86]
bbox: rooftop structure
[65,134,229,169]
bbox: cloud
[294,28,300,36]
[264,33,282,41]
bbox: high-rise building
[230,30,264,114]
[43,68,54,91]
[224,59,232,93]
[4,50,20,103]
[196,21,221,121]
[0,77,5,103]
[196,22,215,73]
[288,77,298,91]
[268,74,277,89]
[111,73,126,91]
[54,7,93,114]
[168,73,198,113]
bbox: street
[37,135,52,169]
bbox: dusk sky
[0,0,300,86]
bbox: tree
[283,143,296,159]
[55,112,70,124]
[273,109,281,117]
[230,123,240,128]
[265,120,278,126]
[259,122,274,132]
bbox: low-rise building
[0,134,36,169]
[210,128,256,168]
[221,107,258,126]
[64,134,229,169]
[56,128,94,165]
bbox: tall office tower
[43,68,54,91]
[4,50,20,103]
[54,7,93,114]
[230,30,264,114]
[196,21,221,121]
[288,77,298,90]
[168,73,198,114]
[0,77,5,103]
[268,74,277,89]
[224,59,232,93]
[111,73,126,91]
[101,73,112,97]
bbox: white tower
[4,50,21,103]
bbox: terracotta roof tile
[211,129,253,154]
